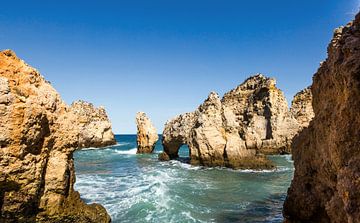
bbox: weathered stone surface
[0,50,110,222]
[163,74,305,169]
[290,87,314,130]
[136,112,158,153]
[69,100,116,149]
[283,13,360,222]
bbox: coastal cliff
[0,50,110,222]
[69,100,116,149]
[283,13,360,222]
[136,112,158,153]
[162,74,305,169]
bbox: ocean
[74,135,294,223]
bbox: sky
[0,1,359,134]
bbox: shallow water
[74,135,294,223]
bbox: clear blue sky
[1,1,359,133]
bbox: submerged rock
[0,50,110,222]
[290,87,314,130]
[283,13,360,222]
[162,74,306,169]
[136,112,159,153]
[69,100,116,148]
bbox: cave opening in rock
[176,144,191,163]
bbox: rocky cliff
[0,50,110,222]
[290,87,314,130]
[162,74,303,169]
[136,112,159,153]
[69,100,116,149]
[283,13,360,222]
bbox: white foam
[284,154,294,163]
[115,148,137,155]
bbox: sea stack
[290,87,314,130]
[0,50,110,222]
[283,13,360,222]
[136,112,159,153]
[69,100,116,148]
[162,74,304,169]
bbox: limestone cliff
[69,100,116,149]
[136,112,159,153]
[0,50,110,222]
[162,74,302,169]
[290,87,314,130]
[283,13,360,222]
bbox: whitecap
[115,148,137,155]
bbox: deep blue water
[74,135,294,223]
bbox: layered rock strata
[69,100,116,148]
[136,112,159,153]
[0,50,110,222]
[162,74,303,169]
[283,13,360,222]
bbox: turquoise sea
[74,135,294,223]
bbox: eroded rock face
[290,87,314,130]
[0,50,110,222]
[162,74,303,169]
[136,112,159,153]
[283,13,360,222]
[69,100,116,149]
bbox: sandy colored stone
[69,100,116,149]
[136,112,159,153]
[0,50,110,222]
[283,13,360,222]
[290,87,314,130]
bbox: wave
[115,148,137,155]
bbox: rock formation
[69,100,116,148]
[290,87,314,130]
[136,112,159,153]
[162,74,304,169]
[0,50,110,222]
[283,13,360,222]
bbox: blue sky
[0,0,358,133]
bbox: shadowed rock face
[69,100,116,149]
[0,50,110,222]
[162,74,305,169]
[283,13,360,222]
[136,112,159,153]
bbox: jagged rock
[283,13,360,222]
[290,87,314,130]
[162,74,304,169]
[0,50,110,222]
[136,112,159,153]
[69,100,116,148]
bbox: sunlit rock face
[290,87,314,130]
[69,100,116,149]
[283,13,360,222]
[136,112,159,153]
[0,50,110,222]
[162,74,305,169]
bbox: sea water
[74,135,294,223]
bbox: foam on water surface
[74,135,294,223]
